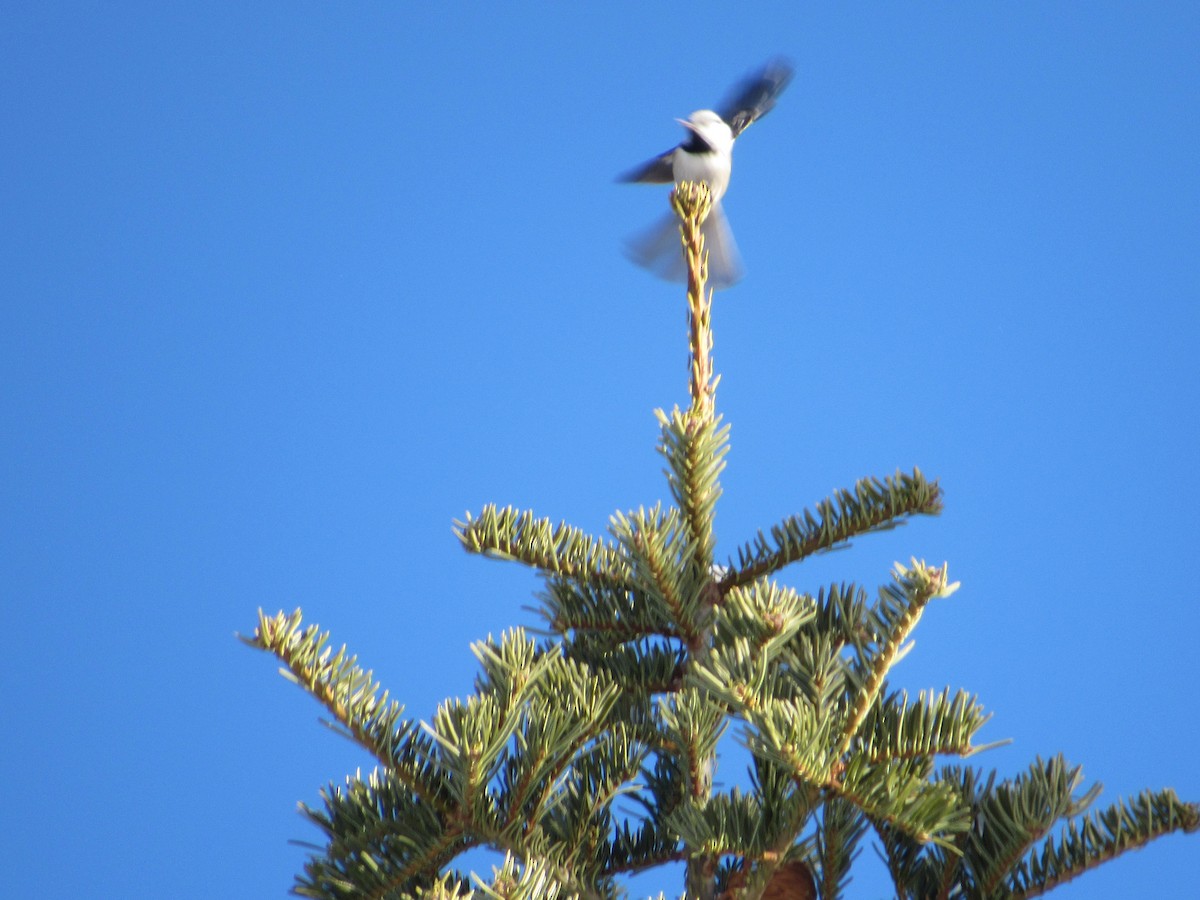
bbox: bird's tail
[624,203,744,290]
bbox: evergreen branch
[836,755,971,847]
[540,578,677,641]
[534,726,644,867]
[423,693,523,813]
[777,631,850,714]
[750,754,822,855]
[452,633,642,894]
[691,628,843,724]
[515,699,628,839]
[671,182,719,421]
[566,636,688,699]
[838,560,958,760]
[712,579,814,658]
[873,819,931,900]
[427,640,625,832]
[611,503,709,641]
[244,609,411,771]
[931,765,996,898]
[814,797,868,900]
[396,871,474,899]
[967,755,1101,896]
[471,853,579,900]
[665,789,769,858]
[296,767,474,900]
[455,505,630,585]
[743,697,836,787]
[723,469,943,588]
[873,815,963,900]
[857,688,991,764]
[804,582,871,651]
[498,693,626,839]
[1006,788,1200,899]
[471,629,557,705]
[603,819,685,876]
[687,634,773,717]
[471,631,623,746]
[645,688,727,899]
[692,579,820,717]
[657,408,730,570]
[871,764,992,897]
[658,688,727,800]
[635,748,687,824]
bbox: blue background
[3,3,1197,897]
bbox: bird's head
[677,109,734,154]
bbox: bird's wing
[616,149,676,184]
[624,204,743,289]
[717,57,794,139]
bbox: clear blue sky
[3,3,1197,897]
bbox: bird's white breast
[672,148,732,203]
[671,112,734,203]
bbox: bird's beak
[676,117,697,132]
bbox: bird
[619,58,794,289]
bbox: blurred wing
[699,204,744,289]
[625,212,685,281]
[617,149,676,183]
[717,57,794,138]
[624,204,743,290]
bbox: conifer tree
[246,183,1197,899]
